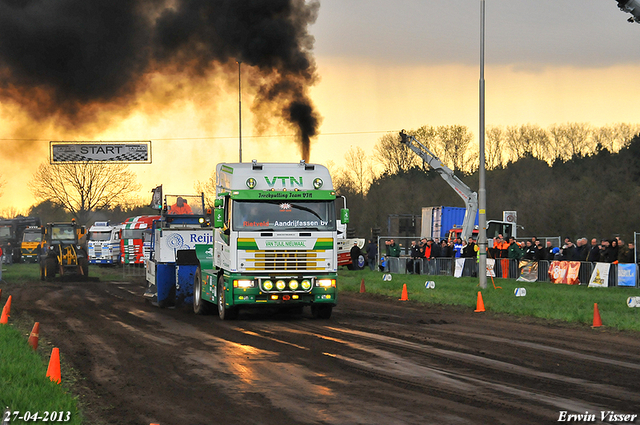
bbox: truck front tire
[44,257,56,281]
[217,275,238,320]
[311,304,333,319]
[193,268,213,315]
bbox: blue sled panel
[176,264,197,306]
[157,263,176,304]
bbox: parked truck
[87,221,122,265]
[120,215,161,265]
[0,216,41,263]
[335,196,365,269]
[20,226,44,263]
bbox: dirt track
[5,276,640,425]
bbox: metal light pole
[478,0,488,289]
[238,60,243,163]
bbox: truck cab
[194,161,341,320]
[87,221,122,265]
[21,226,44,263]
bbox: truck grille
[244,250,325,271]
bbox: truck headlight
[289,279,299,290]
[276,280,286,291]
[317,279,336,288]
[263,280,274,291]
[233,279,255,288]
[301,279,312,290]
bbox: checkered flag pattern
[52,151,148,162]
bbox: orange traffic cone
[360,278,366,293]
[474,291,485,312]
[592,303,602,328]
[0,295,11,324]
[46,347,61,384]
[28,322,40,351]
[399,284,409,301]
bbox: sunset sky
[1,0,639,215]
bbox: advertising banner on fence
[517,260,538,282]
[486,258,496,277]
[454,258,465,278]
[549,261,581,285]
[588,263,610,288]
[617,263,637,287]
[500,259,509,278]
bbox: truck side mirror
[341,208,350,224]
[214,209,224,228]
[214,198,223,208]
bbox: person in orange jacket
[168,197,193,215]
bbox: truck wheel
[217,275,238,320]
[193,268,213,315]
[311,304,333,319]
[44,258,56,281]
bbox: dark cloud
[0,0,320,158]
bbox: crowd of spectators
[490,235,637,264]
[367,235,638,273]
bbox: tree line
[2,121,639,242]
[333,123,640,242]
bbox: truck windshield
[89,231,112,241]
[0,226,11,239]
[52,226,76,243]
[233,200,336,231]
[122,229,145,239]
[23,232,42,242]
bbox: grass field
[0,263,131,424]
[0,323,83,425]
[338,269,640,332]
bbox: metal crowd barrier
[381,257,635,287]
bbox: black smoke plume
[0,0,321,160]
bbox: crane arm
[399,130,478,241]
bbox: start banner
[548,261,581,285]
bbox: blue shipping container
[422,206,479,239]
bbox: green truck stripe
[237,239,259,250]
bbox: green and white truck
[193,160,345,320]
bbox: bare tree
[373,132,419,175]
[485,126,506,169]
[592,123,640,152]
[30,162,141,223]
[195,170,216,209]
[505,124,549,161]
[437,125,475,173]
[548,123,592,160]
[342,146,373,196]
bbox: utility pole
[478,0,487,289]
[238,60,242,163]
